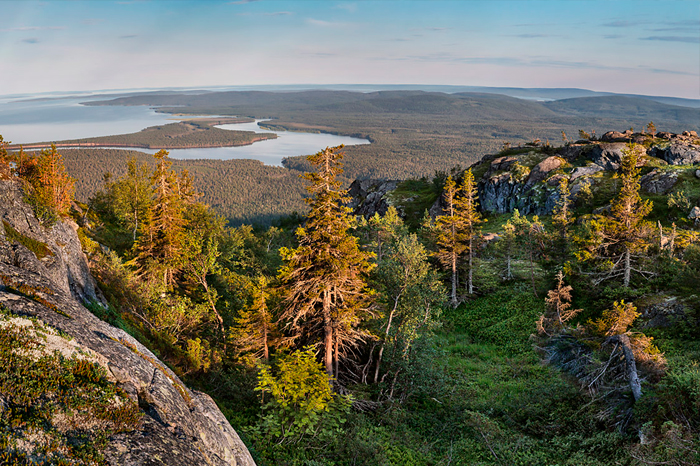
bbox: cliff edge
[0,179,256,465]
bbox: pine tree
[550,178,575,265]
[454,169,484,296]
[580,144,653,287]
[231,276,276,362]
[279,146,375,379]
[136,150,186,289]
[434,175,466,307]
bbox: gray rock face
[0,181,97,304]
[689,206,700,223]
[640,170,678,194]
[490,156,517,171]
[589,143,628,170]
[349,179,400,218]
[570,164,603,181]
[0,180,256,466]
[526,156,563,186]
[600,131,626,142]
[478,172,560,216]
[654,143,700,166]
[695,169,700,179]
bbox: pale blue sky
[1,0,698,98]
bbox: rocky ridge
[0,180,256,465]
[351,130,700,221]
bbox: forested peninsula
[8,118,276,151]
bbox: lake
[0,95,369,166]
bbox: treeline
[60,149,308,225]
[16,120,276,150]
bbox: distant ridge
[4,85,699,109]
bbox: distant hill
[79,90,700,183]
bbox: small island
[7,118,277,151]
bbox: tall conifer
[279,146,374,379]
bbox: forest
[1,126,699,465]
[86,90,700,180]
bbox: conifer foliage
[279,146,375,379]
[579,144,653,287]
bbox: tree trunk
[374,297,398,384]
[616,334,642,402]
[623,248,631,288]
[468,236,473,295]
[451,252,458,308]
[323,289,334,378]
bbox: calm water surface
[0,96,369,166]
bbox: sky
[1,0,698,98]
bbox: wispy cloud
[641,66,697,76]
[21,38,40,44]
[512,33,550,38]
[306,18,355,28]
[603,34,622,39]
[119,34,138,39]
[641,36,698,44]
[603,20,643,28]
[1,26,65,32]
[264,11,293,16]
[229,0,259,4]
[335,3,357,13]
[81,18,104,25]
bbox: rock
[570,164,603,181]
[0,180,256,466]
[589,143,628,170]
[656,131,674,139]
[348,179,400,218]
[490,156,517,171]
[593,205,611,215]
[639,297,687,329]
[695,169,700,179]
[569,177,595,198]
[526,156,563,185]
[546,174,566,187]
[689,206,700,224]
[655,143,700,165]
[682,131,698,137]
[600,131,626,142]
[640,169,678,194]
[556,144,586,161]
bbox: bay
[0,95,369,166]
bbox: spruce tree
[279,146,375,379]
[580,145,653,287]
[434,175,465,308]
[454,169,484,296]
[136,150,186,289]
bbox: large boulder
[526,156,563,185]
[600,131,626,142]
[0,180,256,466]
[640,170,678,194]
[689,206,700,224]
[653,143,700,165]
[570,164,603,181]
[589,143,628,170]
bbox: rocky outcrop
[570,164,603,181]
[689,206,700,224]
[652,143,700,166]
[0,180,255,466]
[589,143,628,170]
[640,170,678,194]
[349,179,400,218]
